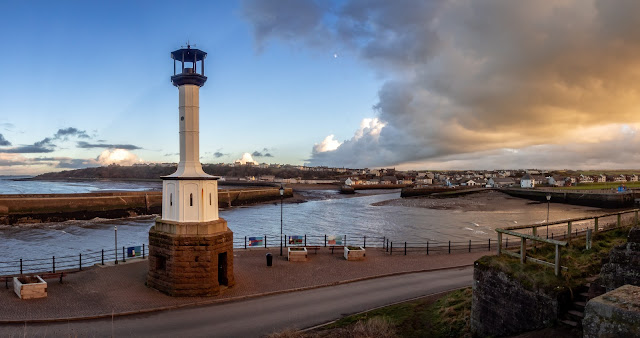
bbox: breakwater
[0,188,292,225]
[501,188,635,209]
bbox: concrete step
[568,309,585,322]
[560,319,578,328]
[579,292,590,300]
[573,301,587,311]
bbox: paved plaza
[0,247,488,322]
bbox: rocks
[599,227,640,292]
[471,258,566,336]
[583,285,640,338]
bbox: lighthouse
[147,45,235,296]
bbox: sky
[2,1,640,175]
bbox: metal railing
[0,245,146,277]
[495,209,639,276]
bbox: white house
[521,174,535,188]
[344,178,354,186]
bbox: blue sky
[0,1,380,174]
[3,1,640,175]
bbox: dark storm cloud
[31,156,100,169]
[54,127,90,140]
[77,141,142,150]
[251,150,273,157]
[0,138,55,153]
[0,134,10,146]
[243,0,640,169]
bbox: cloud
[251,150,273,157]
[0,123,14,131]
[235,152,258,165]
[31,156,101,169]
[214,152,226,158]
[96,149,140,166]
[243,0,640,168]
[77,141,142,150]
[0,133,10,146]
[0,138,55,153]
[313,135,342,153]
[54,127,90,140]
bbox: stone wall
[583,285,640,337]
[501,188,635,209]
[147,219,235,297]
[471,258,568,336]
[600,227,640,292]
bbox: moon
[333,53,338,58]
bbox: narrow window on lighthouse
[209,193,212,205]
[170,193,173,206]
[190,193,193,206]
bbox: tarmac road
[1,266,473,337]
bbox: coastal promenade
[0,248,487,323]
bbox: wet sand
[372,190,602,213]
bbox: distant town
[33,161,640,190]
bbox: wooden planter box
[14,275,47,299]
[344,246,366,261]
[288,247,308,262]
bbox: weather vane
[182,40,196,49]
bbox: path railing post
[636,211,639,226]
[143,244,145,259]
[469,240,471,253]
[488,238,491,252]
[52,256,56,273]
[427,241,429,255]
[617,213,622,227]
[265,235,267,248]
[324,235,327,247]
[20,259,22,275]
[79,253,82,271]
[497,232,502,255]
[448,241,451,254]
[554,244,561,277]
[122,246,126,263]
[305,235,307,247]
[594,217,599,232]
[363,236,366,248]
[568,221,572,241]
[404,242,407,255]
[101,249,104,265]
[390,242,393,255]
[520,238,526,264]
[586,228,592,250]
[244,236,247,249]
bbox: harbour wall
[0,188,292,225]
[501,188,635,209]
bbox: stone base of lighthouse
[147,217,235,297]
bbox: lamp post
[546,193,551,238]
[280,184,284,256]
[115,226,118,265]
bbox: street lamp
[280,184,284,256]
[115,226,118,265]
[546,193,551,238]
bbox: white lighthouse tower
[148,45,234,296]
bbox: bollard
[586,228,593,250]
[53,256,56,273]
[404,242,407,255]
[265,235,267,248]
[102,249,104,265]
[143,244,145,259]
[122,246,126,263]
[448,241,451,254]
[305,235,307,247]
[386,239,389,252]
[20,259,22,275]
[427,241,429,255]
[79,253,82,271]
[382,236,385,249]
[266,253,273,267]
[363,236,366,248]
[390,242,393,255]
[325,234,327,247]
[245,236,247,249]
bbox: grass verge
[268,288,473,338]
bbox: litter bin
[266,253,273,267]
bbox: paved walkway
[0,248,489,322]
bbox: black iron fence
[0,245,146,277]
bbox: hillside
[33,164,342,181]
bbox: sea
[0,176,603,264]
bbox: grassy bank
[554,181,640,190]
[477,226,630,293]
[268,288,473,338]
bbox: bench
[305,246,321,254]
